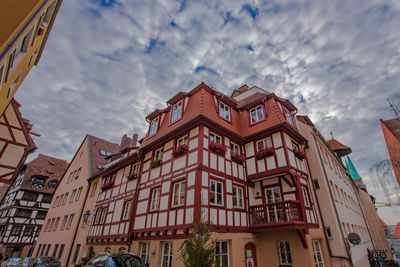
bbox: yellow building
[0,0,63,115]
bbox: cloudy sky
[17,0,400,217]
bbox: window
[7,72,21,98]
[285,109,294,126]
[278,240,292,265]
[210,180,223,206]
[171,101,183,123]
[49,218,55,231]
[94,209,102,225]
[172,180,186,207]
[44,219,51,231]
[131,163,140,176]
[219,102,230,121]
[302,187,310,207]
[40,244,46,256]
[36,245,42,257]
[215,241,229,267]
[0,64,4,86]
[58,244,65,259]
[36,210,47,219]
[72,244,81,263]
[139,241,150,264]
[15,208,32,218]
[122,201,133,220]
[76,187,82,201]
[67,214,74,229]
[42,194,52,203]
[22,191,38,201]
[60,216,67,230]
[4,49,16,83]
[75,168,81,180]
[23,226,34,236]
[177,135,188,146]
[100,208,106,224]
[45,245,51,256]
[10,225,22,236]
[149,117,159,136]
[53,217,60,230]
[230,142,240,154]
[52,244,59,257]
[257,137,272,150]
[150,188,160,211]
[210,132,222,144]
[313,180,320,190]
[63,193,68,205]
[161,242,173,267]
[232,186,244,209]
[70,190,77,202]
[312,240,325,267]
[154,147,163,162]
[91,182,98,197]
[250,105,264,123]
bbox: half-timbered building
[0,99,36,199]
[0,154,67,257]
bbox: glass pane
[273,188,281,202]
[266,189,273,203]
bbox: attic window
[45,170,54,175]
[100,150,112,156]
[31,175,48,189]
[250,105,264,124]
[48,161,55,165]
[48,180,58,189]
[97,165,103,169]
[219,102,230,121]
[149,117,159,137]
[170,101,183,123]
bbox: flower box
[101,181,114,191]
[231,152,245,165]
[293,149,306,160]
[209,142,227,156]
[256,147,275,159]
[172,144,188,157]
[126,173,137,180]
[150,159,162,168]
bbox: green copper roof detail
[345,155,362,180]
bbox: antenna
[387,98,400,119]
[330,132,334,140]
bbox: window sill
[209,203,224,208]
[249,118,266,127]
[170,204,184,209]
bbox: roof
[20,154,68,194]
[381,118,400,142]
[345,156,362,180]
[327,139,352,156]
[87,134,120,176]
[391,223,400,239]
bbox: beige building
[32,134,119,266]
[0,0,63,115]
[298,115,376,266]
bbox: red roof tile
[391,223,400,239]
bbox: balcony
[249,200,305,232]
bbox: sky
[16,0,400,218]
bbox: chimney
[131,133,139,147]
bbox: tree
[179,219,220,267]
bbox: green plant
[179,219,220,267]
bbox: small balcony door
[265,187,283,223]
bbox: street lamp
[83,210,90,225]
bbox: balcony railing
[249,200,303,227]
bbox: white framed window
[150,188,160,211]
[70,189,76,203]
[76,187,82,201]
[139,241,150,264]
[256,137,272,150]
[312,240,325,267]
[122,200,133,220]
[230,142,240,154]
[131,162,139,175]
[66,214,74,229]
[250,105,264,123]
[285,109,294,126]
[177,135,188,146]
[63,193,68,205]
[219,102,230,121]
[210,179,223,206]
[278,240,292,265]
[161,241,173,267]
[94,209,101,225]
[302,187,310,207]
[215,241,229,267]
[100,208,106,224]
[154,147,163,162]
[172,180,186,207]
[171,101,183,123]
[149,117,159,136]
[210,132,222,144]
[232,186,244,209]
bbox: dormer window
[149,117,159,136]
[219,102,230,121]
[285,109,294,126]
[100,150,111,156]
[250,105,264,124]
[171,101,183,123]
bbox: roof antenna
[330,132,334,140]
[387,98,400,119]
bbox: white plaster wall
[272,133,282,147]
[276,148,286,167]
[112,199,124,222]
[245,142,255,157]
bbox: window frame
[232,185,244,209]
[176,135,188,146]
[66,214,74,229]
[301,186,311,208]
[277,240,292,266]
[154,147,163,162]
[62,193,68,205]
[76,187,82,201]
[210,132,222,144]
[70,189,76,203]
[172,180,186,208]
[256,137,272,150]
[209,179,224,206]
[230,142,240,154]
[122,200,133,221]
[170,100,183,124]
[138,241,150,264]
[150,187,161,211]
[219,102,231,121]
[91,182,98,197]
[312,240,325,267]
[161,241,173,267]
[149,117,159,137]
[250,105,264,124]
[215,241,230,267]
[99,208,107,224]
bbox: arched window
[277,240,292,265]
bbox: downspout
[65,136,92,266]
[312,132,354,266]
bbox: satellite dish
[348,233,361,245]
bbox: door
[265,187,283,222]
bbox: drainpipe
[312,132,354,266]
